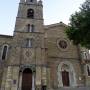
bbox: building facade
[0,0,90,90]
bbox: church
[0,0,90,90]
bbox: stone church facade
[0,0,90,90]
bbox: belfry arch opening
[25,0,33,2]
[22,68,32,90]
[27,9,34,19]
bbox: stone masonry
[0,0,90,90]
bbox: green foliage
[66,1,90,49]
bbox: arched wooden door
[22,68,32,90]
[62,70,70,86]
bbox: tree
[66,0,90,49]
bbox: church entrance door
[22,68,32,90]
[62,70,70,86]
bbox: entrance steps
[51,87,90,90]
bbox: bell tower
[3,0,47,90]
[12,0,47,90]
[14,0,43,33]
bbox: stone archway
[57,61,77,87]
[22,68,32,90]
[18,66,35,90]
[61,64,70,86]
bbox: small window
[1,45,8,60]
[27,24,35,32]
[25,0,33,2]
[87,65,90,76]
[27,9,34,19]
[82,51,88,59]
[26,39,33,47]
[58,40,67,49]
[30,0,33,2]
[42,85,47,90]
[13,80,17,84]
[27,24,30,32]
[31,25,34,32]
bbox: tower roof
[20,0,38,3]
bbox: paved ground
[57,87,90,90]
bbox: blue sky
[0,0,85,35]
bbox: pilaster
[41,67,47,86]
[47,68,51,89]
[11,66,19,90]
[5,66,12,90]
[1,68,7,90]
[36,66,41,90]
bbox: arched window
[27,24,30,32]
[81,50,90,60]
[27,24,35,32]
[86,65,90,76]
[1,45,8,60]
[25,0,33,2]
[27,9,34,19]
[82,51,88,59]
[42,85,47,90]
[30,0,33,2]
[31,25,34,32]
[26,38,33,47]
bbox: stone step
[53,87,90,90]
